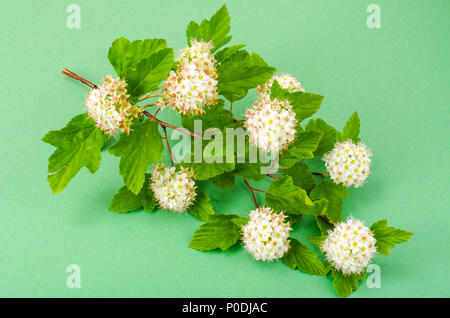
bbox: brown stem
[243,179,258,209]
[161,126,176,167]
[229,102,233,117]
[62,69,97,89]
[138,86,164,101]
[319,215,334,226]
[143,111,201,139]
[267,174,278,180]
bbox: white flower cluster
[150,164,197,213]
[244,94,298,153]
[84,75,142,135]
[163,39,219,115]
[321,218,377,275]
[256,73,304,95]
[242,207,292,262]
[323,140,372,187]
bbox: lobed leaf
[188,214,243,251]
[283,238,329,276]
[42,114,108,194]
[189,191,215,221]
[108,119,163,194]
[186,4,231,52]
[370,220,413,256]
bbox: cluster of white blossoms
[242,207,292,262]
[256,73,304,95]
[84,75,142,135]
[163,39,219,115]
[323,140,373,187]
[244,93,298,153]
[321,218,377,275]
[150,164,197,213]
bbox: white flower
[242,207,292,262]
[244,94,298,154]
[84,75,142,135]
[323,140,372,187]
[256,73,304,95]
[150,164,197,213]
[163,39,219,115]
[321,217,377,275]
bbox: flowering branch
[62,69,97,89]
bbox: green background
[0,0,448,297]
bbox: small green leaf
[42,114,108,194]
[186,4,231,52]
[231,217,249,228]
[288,131,323,159]
[316,216,334,235]
[189,191,215,221]
[109,186,142,213]
[181,100,236,132]
[210,172,235,190]
[265,176,328,216]
[286,161,316,193]
[305,118,339,156]
[370,220,413,256]
[332,270,366,298]
[270,82,323,123]
[283,238,329,276]
[218,52,276,102]
[188,214,242,251]
[109,120,163,194]
[310,181,349,223]
[109,174,156,213]
[215,45,246,62]
[341,111,360,143]
[307,235,327,248]
[108,38,167,78]
[124,48,174,102]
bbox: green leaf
[231,217,249,228]
[288,131,323,159]
[332,270,366,298]
[210,172,235,190]
[279,151,298,168]
[109,186,142,213]
[307,235,327,248]
[310,181,349,223]
[218,52,276,102]
[215,44,246,62]
[124,48,174,102]
[189,191,215,221]
[370,220,413,256]
[341,111,360,143]
[109,174,156,213]
[305,118,339,156]
[233,163,266,182]
[280,130,323,166]
[283,238,329,276]
[108,38,167,78]
[108,120,163,194]
[188,214,242,251]
[316,216,334,235]
[265,176,328,216]
[42,114,108,194]
[181,160,235,181]
[286,161,316,193]
[270,82,323,123]
[186,4,231,52]
[180,100,236,132]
